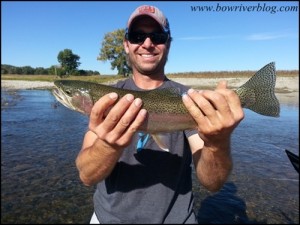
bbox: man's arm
[188,134,233,192]
[75,131,124,186]
[184,81,244,192]
[75,93,147,186]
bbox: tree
[34,67,48,75]
[98,29,131,76]
[21,66,34,75]
[57,49,81,77]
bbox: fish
[52,62,280,151]
[235,62,279,118]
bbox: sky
[1,1,299,75]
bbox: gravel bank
[171,76,299,91]
[1,80,54,90]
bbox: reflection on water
[1,90,299,224]
[196,182,250,224]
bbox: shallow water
[1,90,299,224]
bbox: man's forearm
[194,142,233,192]
[76,138,123,186]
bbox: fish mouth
[52,87,76,111]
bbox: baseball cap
[126,5,170,34]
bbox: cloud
[178,35,232,41]
[178,32,298,41]
[245,32,291,41]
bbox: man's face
[124,16,170,76]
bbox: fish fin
[236,62,280,117]
[151,134,169,152]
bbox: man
[76,5,244,224]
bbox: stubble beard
[128,53,168,76]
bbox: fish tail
[236,62,280,117]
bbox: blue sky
[1,1,299,75]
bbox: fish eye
[65,89,72,95]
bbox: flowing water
[1,89,299,224]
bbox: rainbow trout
[53,62,280,134]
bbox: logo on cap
[138,5,156,14]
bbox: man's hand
[182,81,244,150]
[88,93,147,149]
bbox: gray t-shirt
[93,77,198,223]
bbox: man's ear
[123,40,129,54]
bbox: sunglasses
[126,32,169,45]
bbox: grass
[167,70,299,79]
[1,74,121,83]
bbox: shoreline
[1,78,299,107]
[1,80,54,90]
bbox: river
[1,89,299,224]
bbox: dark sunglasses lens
[129,33,146,44]
[128,32,168,44]
[151,33,168,44]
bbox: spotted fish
[52,62,280,134]
[236,62,279,117]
